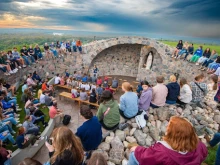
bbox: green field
[161,40,220,55]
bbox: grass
[7,85,49,151]
[164,40,218,165]
[161,41,220,55]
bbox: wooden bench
[59,92,99,108]
[54,84,72,92]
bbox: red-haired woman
[128,116,208,165]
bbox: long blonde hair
[50,127,84,164]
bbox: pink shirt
[49,106,57,119]
[151,83,168,106]
[27,78,36,86]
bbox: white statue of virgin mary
[145,52,153,70]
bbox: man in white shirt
[40,91,46,104]
[84,83,90,91]
[54,74,61,85]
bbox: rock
[151,121,156,127]
[110,132,115,137]
[177,107,183,114]
[208,124,214,129]
[134,130,146,146]
[105,136,114,144]
[185,104,193,110]
[122,159,128,165]
[156,120,162,129]
[142,127,149,133]
[109,148,124,164]
[149,108,154,114]
[149,127,160,141]
[126,136,137,143]
[131,118,136,123]
[124,149,130,160]
[120,116,126,123]
[124,127,130,136]
[107,161,116,165]
[183,109,191,115]
[196,107,204,113]
[214,115,220,124]
[145,135,153,147]
[206,117,214,124]
[200,120,208,126]
[205,127,214,135]
[195,114,205,121]
[156,109,169,121]
[146,122,152,127]
[111,136,124,149]
[195,125,206,136]
[123,141,129,148]
[93,149,109,160]
[214,124,219,130]
[148,115,154,122]
[130,128,136,136]
[131,123,138,128]
[126,120,132,125]
[98,142,110,152]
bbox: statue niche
[143,51,154,70]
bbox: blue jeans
[166,100,176,105]
[73,46,77,52]
[1,131,15,144]
[22,56,30,65]
[2,117,17,125]
[128,152,139,165]
[0,125,14,134]
[4,158,11,165]
[7,99,17,106]
[51,49,58,57]
[29,56,35,63]
[26,126,39,136]
[209,133,220,165]
[202,59,214,67]
[36,53,43,59]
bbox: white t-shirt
[55,76,61,84]
[84,84,90,91]
[40,94,45,104]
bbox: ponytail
[122,82,133,92]
[210,75,218,90]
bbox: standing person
[93,65,99,78]
[177,78,192,107]
[96,90,120,130]
[72,39,77,52]
[45,127,84,165]
[128,116,208,165]
[150,76,168,108]
[34,44,43,59]
[12,47,26,68]
[96,84,103,102]
[190,46,203,63]
[76,105,102,151]
[76,40,82,53]
[196,48,211,65]
[112,78,118,89]
[190,73,208,108]
[166,75,180,104]
[172,40,183,57]
[119,82,138,119]
[28,45,37,62]
[138,81,152,112]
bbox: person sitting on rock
[128,116,208,165]
[76,105,102,152]
[177,78,192,108]
[96,90,120,130]
[166,75,180,105]
[119,82,138,119]
[111,78,118,89]
[190,73,208,108]
[150,76,168,108]
[54,74,61,85]
[204,75,218,106]
[138,81,152,112]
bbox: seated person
[48,85,55,97]
[32,71,42,84]
[16,127,38,149]
[22,115,40,136]
[39,91,46,104]
[76,106,102,151]
[21,88,32,103]
[87,75,92,83]
[84,83,90,91]
[22,81,28,93]
[138,81,152,112]
[96,77,102,85]
[0,140,14,165]
[29,107,48,127]
[90,83,96,92]
[1,79,16,97]
[96,90,120,130]
[0,108,22,127]
[0,120,16,134]
[44,91,55,106]
[177,78,192,107]
[103,80,108,88]
[0,131,16,146]
[89,88,97,109]
[71,86,79,98]
[82,74,88,83]
[96,84,103,100]
[0,96,17,113]
[105,85,114,94]
[60,76,65,85]
[41,79,49,91]
[119,82,138,119]
[151,76,168,108]
[54,74,61,85]
[166,75,180,104]
[71,78,78,88]
[190,46,203,63]
[128,116,208,165]
[27,74,37,88]
[136,82,143,96]
[49,102,64,125]
[0,90,17,107]
[80,88,88,101]
[65,69,70,78]
[111,78,118,88]
[66,77,73,87]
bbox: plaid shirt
[190,82,208,102]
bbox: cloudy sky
[0,0,219,38]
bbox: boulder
[115,130,126,141]
[107,161,116,165]
[123,141,129,148]
[98,142,110,152]
[126,136,137,143]
[142,127,149,133]
[149,127,160,141]
[109,148,124,165]
[131,123,138,128]
[93,149,109,160]
[156,109,169,121]
[122,159,128,165]
[105,136,114,144]
[130,128,136,136]
[214,115,220,124]
[134,130,146,146]
[111,136,124,149]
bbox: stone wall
[89,44,141,77]
[0,36,205,85]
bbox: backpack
[135,111,147,129]
[62,115,71,125]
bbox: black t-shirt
[20,48,28,56]
[89,92,97,103]
[28,48,34,55]
[44,46,49,50]
[56,44,61,48]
